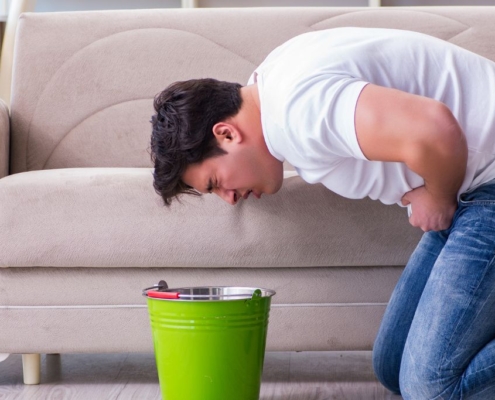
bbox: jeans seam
[459,199,495,206]
[440,252,495,378]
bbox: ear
[212,122,243,145]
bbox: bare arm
[355,84,468,231]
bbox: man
[150,27,495,399]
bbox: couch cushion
[0,168,421,268]
[10,7,495,173]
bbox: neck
[237,84,263,142]
[243,83,261,113]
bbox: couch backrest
[9,6,495,174]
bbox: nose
[215,188,239,205]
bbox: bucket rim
[142,285,276,301]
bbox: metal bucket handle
[142,280,168,295]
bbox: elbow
[425,101,467,158]
[405,101,467,168]
[430,102,466,148]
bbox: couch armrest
[0,99,9,179]
[0,167,421,269]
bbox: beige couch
[2,5,492,384]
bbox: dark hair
[150,78,243,206]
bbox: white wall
[198,0,368,7]
[34,0,180,12]
[33,0,369,11]
[201,0,495,5]
[382,0,495,5]
[28,0,495,13]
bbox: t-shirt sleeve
[284,75,369,163]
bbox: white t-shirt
[247,28,495,206]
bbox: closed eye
[206,178,213,194]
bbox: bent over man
[150,28,495,399]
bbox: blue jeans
[372,180,495,399]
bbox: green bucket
[143,281,276,400]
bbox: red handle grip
[147,290,180,299]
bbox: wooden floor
[0,351,402,399]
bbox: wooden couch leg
[22,353,41,384]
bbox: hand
[401,186,457,232]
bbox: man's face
[182,140,283,205]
